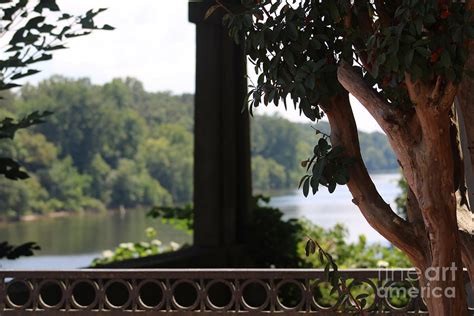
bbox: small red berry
[431,48,443,63]
[440,9,451,19]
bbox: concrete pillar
[189,0,252,249]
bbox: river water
[0,173,400,269]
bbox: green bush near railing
[91,196,411,271]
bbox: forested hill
[0,77,397,218]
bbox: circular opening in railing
[6,280,32,308]
[276,280,304,310]
[171,280,199,310]
[241,280,269,310]
[384,281,413,310]
[138,280,164,309]
[104,280,131,309]
[71,280,98,308]
[346,278,377,312]
[311,280,341,309]
[205,280,234,310]
[39,280,64,308]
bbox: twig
[216,0,232,14]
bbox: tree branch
[337,62,428,216]
[322,93,424,264]
[374,0,391,27]
[337,62,419,143]
[337,62,396,125]
[467,0,474,12]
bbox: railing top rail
[0,268,420,279]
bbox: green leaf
[44,45,67,51]
[298,175,309,189]
[318,138,330,152]
[439,51,451,68]
[284,49,295,67]
[415,47,430,58]
[294,82,305,97]
[304,75,315,90]
[310,175,319,194]
[64,32,92,38]
[314,58,326,71]
[24,16,46,29]
[305,239,316,256]
[405,49,414,67]
[0,111,53,140]
[10,69,40,80]
[335,174,346,185]
[287,22,298,40]
[0,158,29,180]
[318,249,325,264]
[328,1,340,22]
[324,264,330,281]
[102,24,115,30]
[303,177,310,197]
[34,0,60,12]
[0,83,21,90]
[28,53,53,64]
[312,158,327,180]
[328,181,336,193]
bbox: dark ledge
[90,244,251,269]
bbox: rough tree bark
[330,62,469,315]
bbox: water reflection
[0,209,191,255]
[271,173,401,244]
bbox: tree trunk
[333,63,470,314]
[412,108,468,316]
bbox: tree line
[0,76,397,218]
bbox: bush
[91,227,183,266]
[298,221,411,269]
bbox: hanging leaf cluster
[0,0,114,91]
[299,136,354,196]
[305,237,369,312]
[0,111,52,179]
[0,0,112,182]
[0,241,40,259]
[223,0,353,121]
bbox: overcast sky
[23,0,382,132]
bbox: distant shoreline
[0,208,118,225]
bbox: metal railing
[0,269,470,314]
